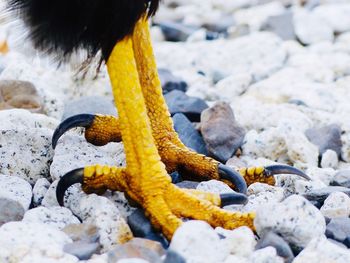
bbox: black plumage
[8,0,160,61]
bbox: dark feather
[8,0,160,61]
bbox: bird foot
[56,164,254,240]
[53,114,310,192]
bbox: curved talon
[56,168,84,206]
[220,193,248,207]
[218,164,247,194]
[264,165,311,180]
[52,114,95,149]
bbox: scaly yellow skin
[81,18,255,240]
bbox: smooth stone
[176,180,199,189]
[32,178,51,207]
[321,150,338,169]
[344,236,350,248]
[0,221,72,251]
[127,209,168,248]
[0,80,44,113]
[215,73,252,101]
[163,250,186,263]
[0,128,54,184]
[197,180,235,194]
[294,10,334,45]
[170,221,229,263]
[201,102,245,163]
[305,124,342,158]
[303,186,350,208]
[79,194,133,252]
[0,198,25,226]
[256,232,294,263]
[320,192,350,218]
[172,113,208,156]
[63,223,100,243]
[165,90,208,122]
[22,206,80,230]
[158,68,188,94]
[331,170,350,188]
[314,3,350,33]
[158,21,199,42]
[62,96,117,121]
[255,195,326,247]
[216,226,256,257]
[249,247,284,263]
[262,11,295,40]
[326,217,350,242]
[64,241,100,260]
[202,15,236,34]
[108,238,165,263]
[293,235,350,263]
[0,174,32,211]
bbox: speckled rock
[0,128,54,184]
[216,226,256,257]
[80,194,133,252]
[303,186,350,208]
[32,178,51,207]
[23,206,80,230]
[249,247,284,263]
[215,73,252,101]
[293,235,350,263]
[50,135,125,181]
[170,221,229,263]
[0,174,32,210]
[255,195,326,247]
[201,102,245,162]
[320,192,350,218]
[0,221,72,252]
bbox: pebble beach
[0,0,350,262]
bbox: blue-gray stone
[158,21,199,42]
[164,250,187,263]
[326,218,350,243]
[159,68,188,94]
[331,170,350,188]
[0,198,25,226]
[303,186,350,208]
[63,241,100,260]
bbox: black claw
[220,192,248,207]
[218,164,247,194]
[52,114,95,149]
[264,165,311,180]
[56,168,84,206]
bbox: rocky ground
[0,0,350,262]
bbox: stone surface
[62,96,117,121]
[79,194,133,252]
[197,180,235,194]
[0,174,32,211]
[303,186,350,208]
[0,80,44,113]
[158,21,199,42]
[321,149,339,169]
[172,113,208,155]
[63,241,100,260]
[326,217,350,243]
[262,11,296,40]
[201,102,245,162]
[32,178,51,207]
[255,195,326,247]
[165,90,208,122]
[249,247,284,263]
[108,238,165,263]
[63,223,100,244]
[216,226,256,257]
[158,68,188,94]
[170,221,229,263]
[320,192,350,218]
[23,206,80,230]
[0,198,25,226]
[331,170,350,188]
[293,235,350,263]
[305,124,342,158]
[256,231,294,263]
